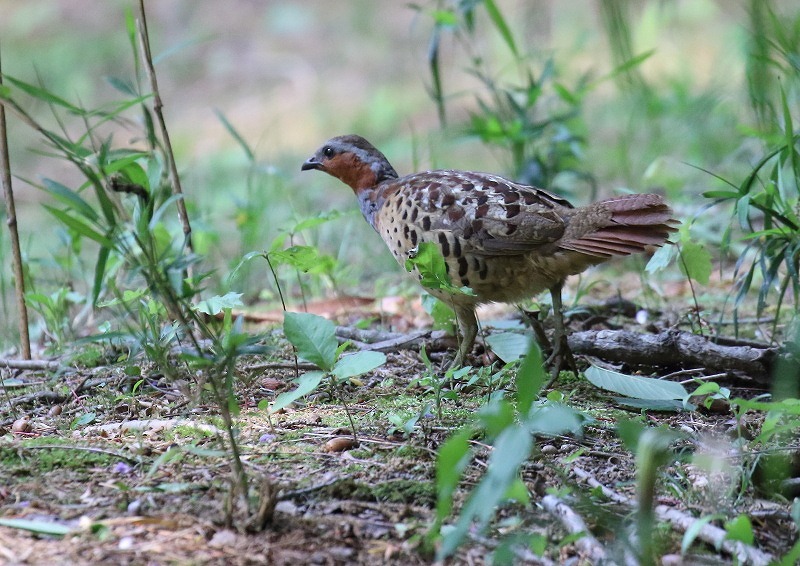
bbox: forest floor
[0,282,797,565]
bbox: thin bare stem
[0,46,31,359]
[136,1,193,256]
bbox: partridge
[302,135,678,373]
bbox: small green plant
[418,0,597,196]
[617,419,683,564]
[25,288,82,350]
[0,5,274,527]
[427,341,589,559]
[703,92,800,335]
[270,311,386,436]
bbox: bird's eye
[323,146,334,158]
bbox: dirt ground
[0,294,798,565]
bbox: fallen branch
[541,494,609,564]
[568,329,777,383]
[571,466,774,565]
[0,359,62,371]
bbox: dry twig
[0,48,31,359]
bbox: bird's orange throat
[324,153,378,192]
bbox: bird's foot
[544,332,579,388]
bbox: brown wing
[394,170,573,256]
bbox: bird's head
[301,135,398,191]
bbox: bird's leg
[545,282,579,383]
[447,303,478,370]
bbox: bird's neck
[356,183,391,229]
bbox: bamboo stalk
[0,45,32,359]
[136,0,194,257]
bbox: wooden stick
[136,1,194,257]
[0,45,31,359]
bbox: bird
[301,134,678,376]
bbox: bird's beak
[301,156,322,171]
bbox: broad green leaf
[679,241,713,285]
[71,412,97,429]
[645,243,677,273]
[269,371,325,413]
[439,425,532,559]
[283,312,337,371]
[477,399,515,441]
[332,350,386,380]
[690,382,721,397]
[421,293,456,331]
[724,514,755,545]
[405,242,474,296]
[486,332,532,364]
[0,518,72,536]
[515,340,544,416]
[194,292,244,315]
[525,403,589,436]
[681,514,723,555]
[434,427,473,522]
[269,246,324,272]
[731,397,800,415]
[585,365,688,400]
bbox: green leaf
[194,292,244,315]
[269,246,325,272]
[724,514,755,545]
[91,246,110,305]
[44,205,115,249]
[41,178,99,222]
[612,398,689,412]
[525,403,589,436]
[486,332,532,364]
[515,340,544,416]
[3,74,82,113]
[71,412,97,429]
[702,189,740,199]
[269,371,325,413]
[332,350,386,380]
[439,425,532,559]
[421,293,456,331]
[214,108,255,162]
[288,210,344,235]
[105,75,138,96]
[483,0,518,56]
[434,427,473,523]
[477,399,515,440]
[283,312,337,371]
[679,241,713,285]
[432,9,458,27]
[645,243,677,273]
[0,518,72,536]
[405,242,474,296]
[585,365,688,400]
[681,514,723,555]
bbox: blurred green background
[0,0,797,350]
